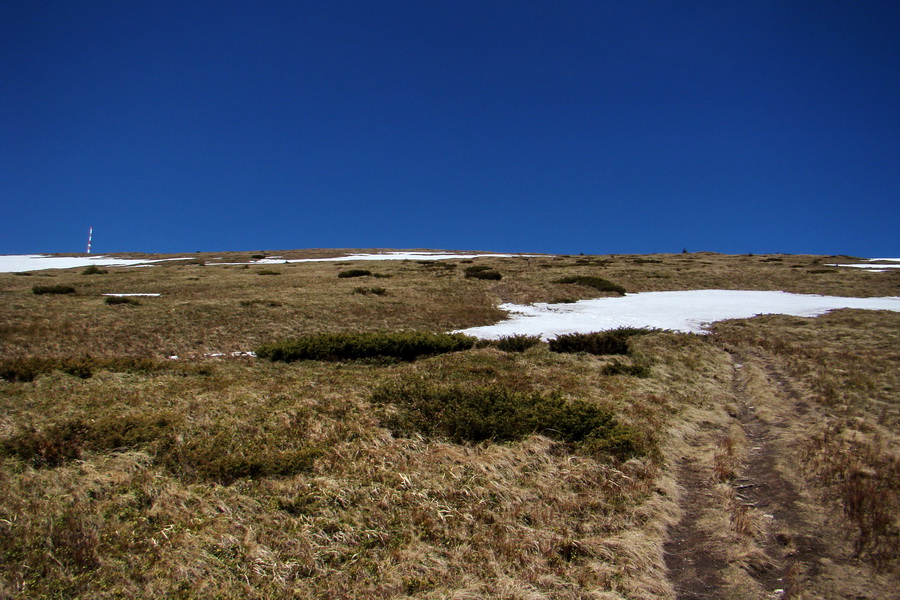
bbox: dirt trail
[664,349,874,600]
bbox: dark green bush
[353,286,387,296]
[464,265,502,281]
[81,265,107,275]
[104,296,140,305]
[251,254,266,259]
[32,285,76,295]
[372,381,643,460]
[554,276,625,295]
[338,269,372,278]
[256,331,476,363]
[601,360,651,378]
[549,328,658,356]
[491,334,542,353]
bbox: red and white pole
[86,226,93,254]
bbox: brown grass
[0,249,898,598]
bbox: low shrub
[464,265,502,280]
[353,287,387,296]
[251,254,266,259]
[372,381,644,460]
[32,285,76,295]
[338,269,372,278]
[601,360,651,378]
[554,276,625,295]
[491,334,542,353]
[257,269,280,276]
[81,265,107,275]
[256,331,476,363]
[549,328,658,356]
[104,296,140,305]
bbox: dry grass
[0,249,897,598]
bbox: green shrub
[353,286,387,296]
[554,276,625,295]
[256,331,476,363]
[601,360,651,378]
[549,328,658,356]
[32,285,76,295]
[81,265,107,275]
[251,254,266,259]
[257,269,280,276]
[372,381,643,460]
[491,334,542,353]
[464,265,502,281]
[104,296,140,305]
[338,269,372,278]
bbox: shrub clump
[81,265,107,275]
[338,269,372,278]
[256,331,476,363]
[104,296,140,306]
[353,286,387,296]
[257,269,280,276]
[464,265,502,280]
[549,327,658,356]
[32,285,76,295]
[554,276,625,295]
[488,334,542,353]
[372,381,644,461]
[601,360,651,378]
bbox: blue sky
[3,1,898,256]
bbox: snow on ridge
[0,254,193,273]
[456,290,900,340]
[208,251,536,266]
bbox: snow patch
[0,254,193,273]
[456,290,900,340]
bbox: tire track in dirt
[728,351,827,597]
[664,350,828,600]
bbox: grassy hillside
[0,251,897,599]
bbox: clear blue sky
[3,1,898,256]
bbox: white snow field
[0,255,193,273]
[457,290,900,340]
[208,251,535,265]
[0,251,529,273]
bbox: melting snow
[208,251,535,266]
[456,290,900,340]
[102,293,162,297]
[0,254,193,273]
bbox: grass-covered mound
[554,275,625,295]
[372,380,645,460]
[256,331,476,362]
